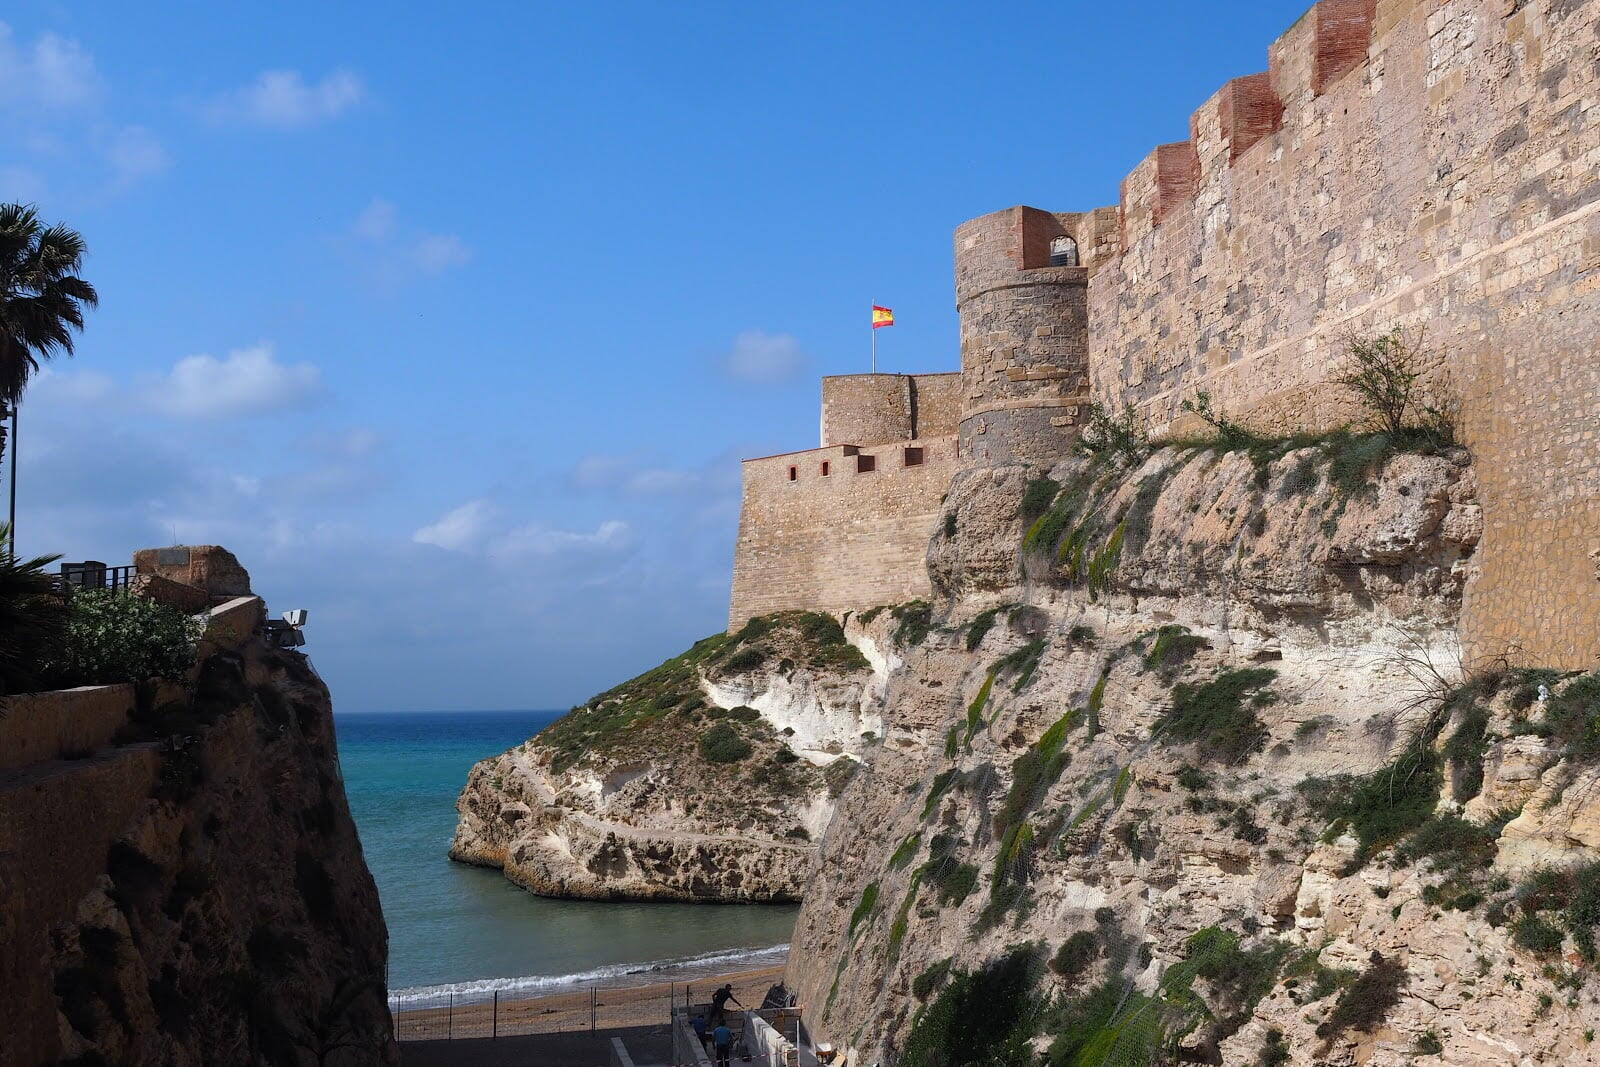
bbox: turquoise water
[334,710,798,996]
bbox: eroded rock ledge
[451,612,891,902]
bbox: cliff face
[781,442,1600,1065]
[0,604,395,1066]
[452,612,891,902]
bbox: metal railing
[51,561,135,595]
[389,979,693,1042]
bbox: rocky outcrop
[0,575,394,1066]
[451,612,889,902]
[782,443,1600,1066]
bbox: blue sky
[6,1,1310,711]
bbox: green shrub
[920,834,979,907]
[1414,1031,1443,1055]
[912,958,952,999]
[1155,668,1277,764]
[888,832,923,871]
[1259,1028,1291,1066]
[1443,704,1491,801]
[966,605,1009,651]
[848,881,879,935]
[698,723,752,763]
[1021,477,1061,520]
[921,769,960,820]
[901,947,1043,1067]
[1078,402,1147,464]
[995,639,1048,693]
[1513,915,1564,954]
[47,590,203,688]
[1176,764,1211,791]
[966,672,995,743]
[1393,813,1497,873]
[1300,748,1441,872]
[1530,672,1600,759]
[1050,931,1099,981]
[823,755,859,797]
[891,600,934,647]
[943,513,957,538]
[1315,952,1407,1040]
[1140,625,1208,677]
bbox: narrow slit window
[821,461,830,476]
[904,447,924,467]
[788,466,798,481]
[1049,235,1079,267]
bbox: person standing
[709,982,742,1027]
[711,1022,733,1067]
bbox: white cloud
[0,24,99,109]
[146,343,323,418]
[350,197,471,284]
[570,453,707,496]
[719,330,809,384]
[413,499,495,552]
[491,519,630,559]
[102,124,169,183]
[209,68,366,128]
[411,233,472,274]
[353,198,397,240]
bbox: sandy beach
[393,964,787,1041]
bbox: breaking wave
[388,942,789,1007]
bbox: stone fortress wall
[727,374,959,629]
[733,0,1598,665]
[1084,0,1599,667]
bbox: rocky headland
[451,611,892,902]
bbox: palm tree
[0,203,99,545]
[0,522,66,697]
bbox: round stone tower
[954,205,1112,467]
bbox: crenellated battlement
[946,0,1600,667]
[733,0,1600,669]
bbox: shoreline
[391,964,787,1040]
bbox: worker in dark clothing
[712,1022,733,1067]
[709,983,742,1026]
[690,1012,708,1049]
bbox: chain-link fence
[390,969,785,1043]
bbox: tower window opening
[856,454,877,473]
[821,461,830,476]
[1049,236,1079,267]
[788,466,798,481]
[904,447,924,467]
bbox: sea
[334,710,798,1003]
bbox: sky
[5,0,1312,712]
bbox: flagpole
[871,325,877,374]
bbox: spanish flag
[871,305,895,329]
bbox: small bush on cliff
[1299,748,1442,872]
[1182,390,1260,449]
[1334,328,1455,442]
[1078,402,1147,465]
[913,958,953,999]
[1509,861,1600,964]
[698,722,752,763]
[1050,931,1100,983]
[45,589,202,688]
[1021,477,1061,521]
[890,600,934,647]
[1154,668,1277,765]
[1315,951,1407,1043]
[900,946,1044,1067]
